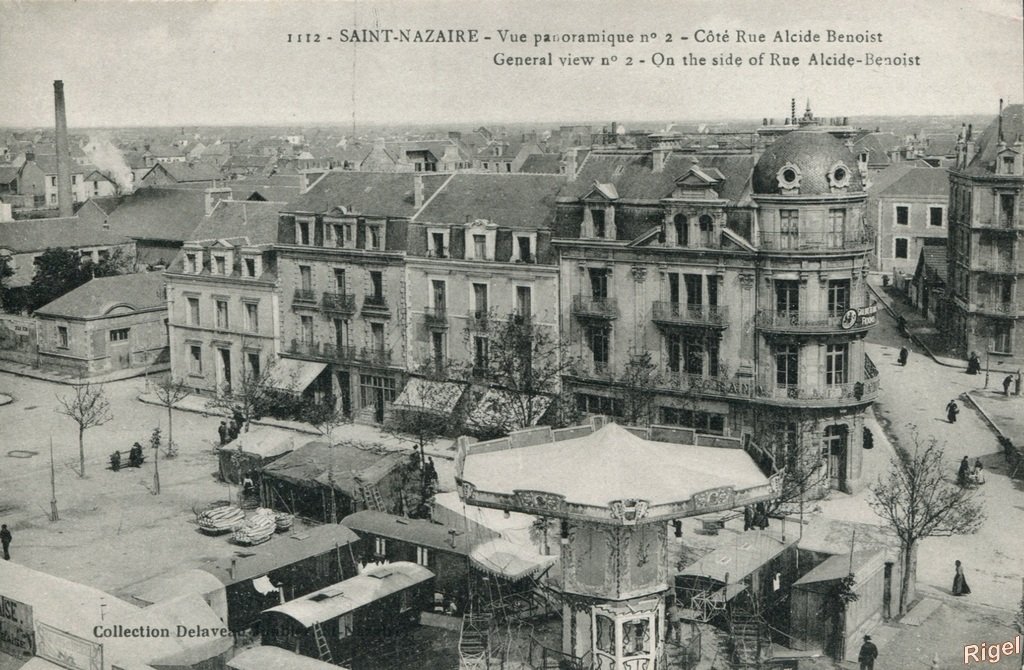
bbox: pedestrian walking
[857,635,878,670]
[952,559,971,595]
[898,346,909,366]
[743,505,753,531]
[967,352,981,375]
[972,459,985,485]
[232,407,245,430]
[228,419,239,442]
[1004,374,1013,396]
[946,399,959,423]
[218,420,229,446]
[0,524,11,561]
[957,455,971,487]
[754,501,769,529]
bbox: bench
[109,450,147,471]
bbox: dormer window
[367,224,383,250]
[464,222,496,260]
[593,210,607,238]
[296,218,311,245]
[213,254,227,275]
[427,228,449,258]
[673,214,688,246]
[185,252,199,274]
[243,256,259,278]
[330,221,356,249]
[473,234,486,259]
[512,234,536,263]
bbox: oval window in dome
[776,163,802,190]
[828,162,852,189]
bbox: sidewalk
[135,390,459,460]
[964,388,1024,477]
[866,277,964,368]
[0,357,169,386]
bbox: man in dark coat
[218,420,229,445]
[946,399,959,423]
[1,524,11,560]
[957,456,971,487]
[858,635,878,670]
[1004,375,1013,396]
[898,346,909,366]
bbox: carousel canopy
[470,538,557,581]
[459,423,774,523]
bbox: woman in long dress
[952,560,971,596]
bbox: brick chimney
[413,174,425,209]
[564,148,579,181]
[54,80,73,217]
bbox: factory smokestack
[54,80,73,218]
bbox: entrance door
[823,425,848,490]
[217,348,232,394]
[375,388,385,423]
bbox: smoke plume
[83,134,134,194]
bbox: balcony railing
[424,306,449,327]
[586,362,614,380]
[755,307,876,332]
[293,288,316,304]
[973,218,1021,231]
[357,347,392,366]
[974,258,1019,274]
[661,370,879,404]
[286,339,357,362]
[321,292,356,314]
[758,229,872,251]
[652,302,728,327]
[362,295,389,312]
[466,310,490,331]
[975,301,1018,315]
[571,295,619,319]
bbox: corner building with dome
[553,112,878,493]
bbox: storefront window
[596,614,616,654]
[622,618,650,656]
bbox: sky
[0,0,1021,128]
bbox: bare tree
[56,382,113,477]
[744,405,829,517]
[869,435,985,615]
[465,313,578,437]
[152,375,190,459]
[206,359,290,433]
[618,348,662,426]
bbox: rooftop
[35,271,167,320]
[186,199,286,246]
[342,509,492,555]
[963,104,1024,177]
[413,173,566,230]
[282,171,448,217]
[0,216,131,254]
[261,439,408,495]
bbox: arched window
[698,214,714,231]
[673,214,688,246]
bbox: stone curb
[866,284,964,370]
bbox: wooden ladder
[361,483,385,512]
[312,621,333,663]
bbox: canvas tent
[228,646,345,670]
[391,377,466,415]
[217,425,297,484]
[261,440,408,522]
[470,538,557,581]
[125,568,228,623]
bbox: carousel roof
[459,423,772,523]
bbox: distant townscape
[1,83,1022,670]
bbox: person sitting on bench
[110,450,121,471]
[129,442,144,468]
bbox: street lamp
[985,348,992,389]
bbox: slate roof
[0,217,131,253]
[261,440,407,495]
[186,200,285,246]
[35,272,166,319]
[28,154,90,175]
[874,166,949,198]
[566,151,755,203]
[145,161,223,183]
[964,104,1024,176]
[414,173,565,229]
[519,154,562,174]
[919,245,948,283]
[753,130,864,195]
[105,187,210,242]
[282,171,447,217]
[0,166,19,184]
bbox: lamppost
[985,348,992,389]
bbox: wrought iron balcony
[972,217,1022,231]
[652,302,728,328]
[287,338,320,358]
[660,369,879,405]
[322,344,357,363]
[571,295,618,320]
[423,306,449,328]
[321,292,356,314]
[758,229,872,251]
[293,288,317,305]
[357,347,392,366]
[466,310,490,331]
[755,306,876,333]
[362,295,389,314]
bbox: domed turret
[753,130,863,196]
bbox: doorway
[823,425,848,490]
[217,348,232,394]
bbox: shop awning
[268,358,327,392]
[392,377,466,415]
[470,538,557,581]
[466,388,552,432]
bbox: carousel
[456,421,781,670]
